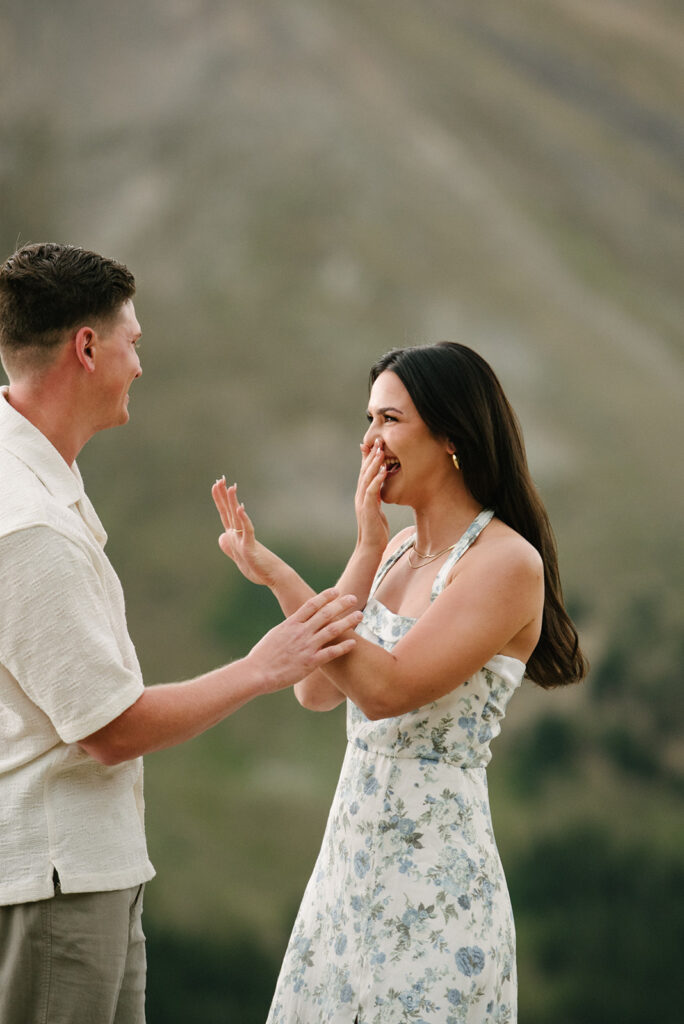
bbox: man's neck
[5,380,91,467]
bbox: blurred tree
[510,712,581,797]
[146,923,278,1024]
[511,825,684,1024]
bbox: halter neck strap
[368,508,495,601]
[431,508,495,599]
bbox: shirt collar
[0,385,87,508]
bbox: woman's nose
[363,423,377,447]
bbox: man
[0,242,361,1024]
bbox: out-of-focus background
[2,1,683,1020]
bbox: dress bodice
[350,509,525,769]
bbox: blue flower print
[402,907,419,928]
[399,988,419,1009]
[265,515,522,1024]
[292,935,313,966]
[455,945,486,976]
[340,982,353,1003]
[397,816,416,835]
[354,850,370,878]
[363,770,379,796]
[458,714,477,739]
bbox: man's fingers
[292,589,349,622]
[308,594,360,631]
[311,637,357,665]
[318,610,363,643]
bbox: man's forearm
[78,657,268,765]
[78,589,363,762]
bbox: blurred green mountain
[1,0,683,1020]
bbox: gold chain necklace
[406,539,459,569]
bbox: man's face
[92,300,142,429]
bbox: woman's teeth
[384,458,400,476]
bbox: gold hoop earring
[452,453,460,471]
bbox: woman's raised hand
[212,478,281,587]
[355,439,389,553]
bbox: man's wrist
[241,649,275,696]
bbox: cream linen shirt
[0,388,155,904]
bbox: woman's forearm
[269,559,316,615]
[336,540,384,612]
[268,539,382,616]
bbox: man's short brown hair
[0,243,136,372]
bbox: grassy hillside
[1,1,683,1019]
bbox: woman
[213,342,586,1024]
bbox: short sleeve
[0,526,144,743]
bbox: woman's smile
[364,371,455,506]
[383,455,401,477]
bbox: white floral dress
[267,510,524,1024]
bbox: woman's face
[363,370,453,506]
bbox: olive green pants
[0,882,146,1024]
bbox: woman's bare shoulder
[451,517,543,586]
[480,518,543,579]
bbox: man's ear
[73,326,97,373]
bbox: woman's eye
[384,415,396,423]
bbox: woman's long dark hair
[370,341,587,689]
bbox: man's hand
[247,589,362,693]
